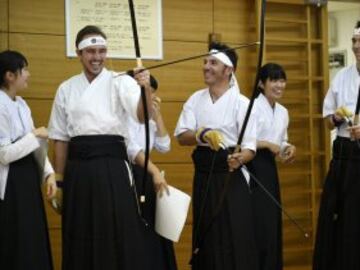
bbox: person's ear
[225,66,233,76]
[258,81,265,90]
[4,71,16,84]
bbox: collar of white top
[78,36,107,50]
[209,49,234,67]
[353,28,360,36]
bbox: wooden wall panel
[163,0,212,42]
[9,0,64,34]
[25,99,53,126]
[3,1,329,270]
[9,0,213,40]
[49,229,62,270]
[266,21,307,40]
[267,2,306,21]
[113,41,207,102]
[0,33,8,51]
[0,0,8,32]
[265,2,329,270]
[9,34,80,99]
[151,102,194,163]
[214,0,256,44]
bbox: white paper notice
[155,185,191,242]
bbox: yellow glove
[196,128,224,151]
[336,106,353,119]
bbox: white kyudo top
[0,90,53,200]
[126,117,170,162]
[174,85,257,151]
[254,93,290,153]
[323,65,360,138]
[48,68,141,141]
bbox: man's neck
[208,81,230,102]
[84,68,103,83]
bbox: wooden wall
[0,0,329,270]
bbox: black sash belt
[68,135,128,160]
[192,146,234,173]
[333,136,360,161]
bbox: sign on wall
[65,0,163,59]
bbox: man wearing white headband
[313,21,360,270]
[48,25,154,270]
[175,42,258,270]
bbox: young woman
[249,63,296,270]
[0,50,57,269]
[127,74,177,270]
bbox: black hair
[258,63,287,94]
[0,50,28,87]
[259,63,287,84]
[356,21,360,29]
[208,42,238,71]
[75,25,107,49]
[126,70,158,91]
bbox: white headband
[78,36,107,50]
[354,28,360,36]
[208,49,241,93]
[209,49,234,67]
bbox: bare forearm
[137,86,153,123]
[240,149,255,164]
[154,114,168,137]
[134,151,160,176]
[53,140,68,175]
[177,130,197,146]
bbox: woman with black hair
[249,63,296,270]
[0,50,57,269]
[126,74,177,270]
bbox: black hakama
[190,146,258,270]
[62,135,146,270]
[248,149,282,270]
[0,154,53,270]
[313,136,360,270]
[132,164,178,270]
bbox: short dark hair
[259,63,287,85]
[0,50,28,87]
[257,63,287,95]
[75,25,107,49]
[208,42,238,71]
[355,21,360,29]
[126,70,158,91]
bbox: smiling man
[174,42,258,270]
[48,25,153,270]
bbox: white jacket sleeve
[0,132,40,165]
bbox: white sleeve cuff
[154,135,171,153]
[43,157,54,181]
